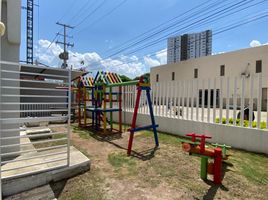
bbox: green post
[200,157,208,180]
[106,80,139,87]
[222,146,227,158]
[212,143,231,159]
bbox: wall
[1,0,20,62]
[151,45,268,88]
[1,0,21,156]
[114,111,268,154]
[151,45,268,109]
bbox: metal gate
[0,61,71,198]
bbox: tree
[119,74,132,82]
[134,73,150,81]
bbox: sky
[20,0,268,78]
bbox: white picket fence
[122,74,268,130]
[117,75,268,154]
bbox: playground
[50,125,268,200]
[1,69,267,199]
[49,71,267,200]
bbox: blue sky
[20,0,268,77]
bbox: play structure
[180,133,231,184]
[76,71,159,155]
[127,76,159,156]
[77,71,126,133]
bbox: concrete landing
[2,146,90,197]
[4,185,56,200]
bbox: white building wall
[152,45,268,85]
[151,45,268,107]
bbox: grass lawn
[52,124,268,200]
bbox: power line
[42,0,76,54]
[42,1,266,72]
[46,0,216,64]
[86,11,268,71]
[74,0,108,27]
[80,0,227,68]
[41,0,92,54]
[85,0,259,68]
[68,0,96,24]
[148,11,268,58]
[104,0,217,55]
[57,0,76,22]
[122,0,266,57]
[107,0,253,58]
[75,0,128,35]
[44,33,60,52]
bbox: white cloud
[155,49,167,64]
[143,56,160,68]
[250,40,262,47]
[35,39,166,78]
[36,39,63,66]
[212,52,225,55]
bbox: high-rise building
[167,30,212,64]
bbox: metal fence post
[257,73,262,128]
[67,67,71,166]
[0,59,2,200]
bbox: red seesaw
[180,133,230,184]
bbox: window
[194,68,198,78]
[220,65,225,76]
[172,72,175,81]
[256,60,262,73]
[156,74,159,82]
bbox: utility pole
[56,22,74,69]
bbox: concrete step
[4,184,56,200]
[2,146,90,197]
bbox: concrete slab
[19,131,36,152]
[4,185,56,200]
[25,128,51,135]
[2,146,90,197]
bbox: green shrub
[252,121,257,128]
[215,117,234,124]
[214,117,267,129]
[260,121,267,129]
[243,120,249,128]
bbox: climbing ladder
[127,77,159,156]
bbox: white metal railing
[0,61,71,198]
[122,74,268,130]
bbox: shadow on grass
[202,162,232,200]
[86,130,159,161]
[50,179,68,198]
[102,136,159,161]
[90,131,123,142]
[131,146,159,161]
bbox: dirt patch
[53,125,268,200]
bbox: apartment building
[167,30,212,63]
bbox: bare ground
[51,125,268,200]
